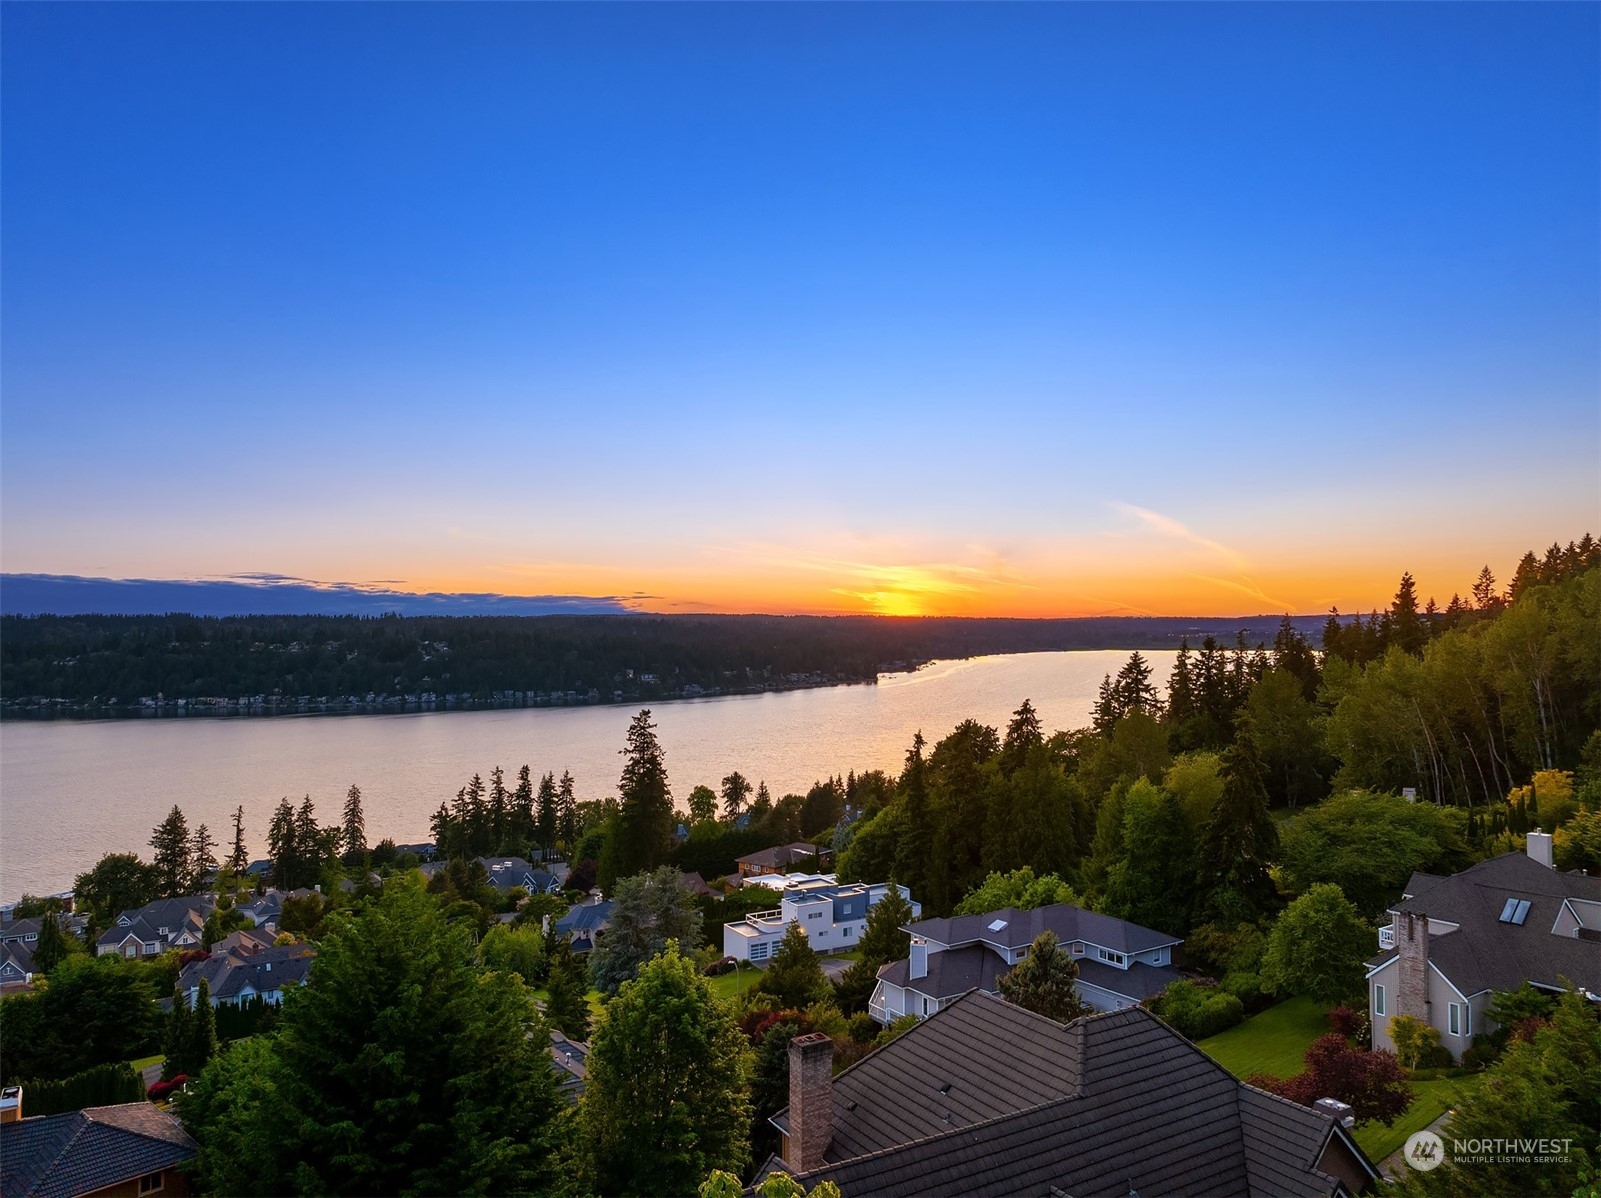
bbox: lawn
[127,1054,163,1072]
[1353,1074,1482,1164]
[1197,997,1328,1081]
[708,967,762,1001]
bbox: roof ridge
[792,1090,1086,1183]
[82,1104,197,1148]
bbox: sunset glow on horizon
[3,4,1596,618]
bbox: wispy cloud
[1107,502,1252,571]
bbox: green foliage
[1152,980,1246,1041]
[71,854,160,940]
[31,912,72,974]
[0,956,160,1083]
[1486,982,1558,1041]
[1555,807,1601,872]
[1388,1013,1442,1070]
[1261,883,1371,1007]
[1101,780,1194,936]
[599,710,675,892]
[953,868,1078,916]
[202,905,253,949]
[1278,791,1469,919]
[852,883,914,964]
[12,1061,144,1117]
[543,937,592,1041]
[589,866,704,995]
[1193,717,1282,927]
[687,784,719,825]
[149,805,193,899]
[1186,921,1268,978]
[998,931,1088,1024]
[835,805,907,885]
[874,1014,920,1048]
[1395,990,1599,1197]
[479,923,548,984]
[756,922,831,1010]
[179,878,565,1196]
[582,942,753,1196]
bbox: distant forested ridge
[0,611,1326,719]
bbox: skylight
[1498,898,1531,925]
[988,918,1008,931]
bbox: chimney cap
[791,1031,833,1049]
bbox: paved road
[819,955,856,981]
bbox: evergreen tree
[535,771,558,855]
[228,805,249,875]
[999,699,1044,775]
[1092,674,1118,737]
[557,770,578,847]
[1471,565,1499,611]
[588,866,702,995]
[32,911,70,974]
[751,781,773,819]
[513,765,537,851]
[188,977,217,1077]
[489,766,509,853]
[163,986,192,1080]
[543,938,592,1041]
[998,931,1088,1023]
[891,733,930,902]
[1194,714,1282,926]
[1112,651,1162,719]
[582,942,752,1195]
[342,784,367,860]
[149,806,193,898]
[1388,572,1425,655]
[1166,641,1198,728]
[294,796,323,887]
[757,921,831,1009]
[189,824,219,891]
[834,882,915,1013]
[599,711,674,891]
[268,798,299,891]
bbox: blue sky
[3,3,1596,616]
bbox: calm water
[0,650,1173,899]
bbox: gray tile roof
[772,992,1365,1198]
[908,903,1181,956]
[177,943,315,1002]
[556,901,614,935]
[550,1031,589,1103]
[95,896,212,950]
[876,944,1008,1000]
[0,1103,196,1198]
[1392,852,1601,996]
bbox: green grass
[127,1055,163,1072]
[1353,1074,1482,1163]
[708,967,763,1001]
[1197,997,1329,1081]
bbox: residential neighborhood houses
[1367,834,1601,1060]
[735,842,829,879]
[176,938,316,1009]
[0,1093,200,1198]
[420,854,567,896]
[870,901,1182,1022]
[94,896,215,959]
[723,874,919,963]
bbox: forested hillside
[0,611,1325,717]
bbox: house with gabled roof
[763,990,1378,1196]
[94,897,214,960]
[1366,834,1601,1062]
[554,897,614,953]
[870,902,1182,1022]
[176,941,315,1008]
[0,1094,198,1198]
[736,843,827,878]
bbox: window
[807,911,822,920]
[921,996,930,1016]
[139,1173,164,1194]
[1449,1003,1469,1037]
[1096,948,1126,967]
[817,930,828,939]
[1374,984,1386,1017]
[1071,943,1084,955]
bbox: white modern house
[869,903,1182,1023]
[723,874,920,963]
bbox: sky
[3,3,1596,619]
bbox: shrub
[1152,980,1245,1041]
[1220,971,1266,1009]
[1253,1034,1411,1125]
[847,1013,878,1043]
[1327,1006,1362,1040]
[702,956,738,977]
[17,1062,145,1117]
[1388,1013,1441,1069]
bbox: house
[0,1093,199,1198]
[419,857,565,895]
[723,875,919,963]
[763,991,1378,1197]
[233,892,283,931]
[175,942,315,1008]
[870,902,1182,1023]
[735,843,827,879]
[94,897,214,959]
[549,1031,590,1104]
[679,872,716,898]
[0,942,36,987]
[1366,833,1601,1062]
[554,897,614,953]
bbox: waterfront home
[763,991,1377,1196]
[723,874,919,963]
[1366,833,1601,1062]
[869,902,1181,1023]
[176,941,315,1008]
[736,843,827,878]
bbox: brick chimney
[1395,911,1430,1023]
[0,1086,21,1123]
[786,1032,834,1174]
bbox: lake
[0,649,1174,899]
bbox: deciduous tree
[1261,884,1370,1006]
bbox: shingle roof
[737,843,824,869]
[908,903,1181,956]
[1392,852,1601,995]
[772,992,1363,1198]
[556,901,614,935]
[177,943,315,1001]
[0,1103,197,1198]
[876,944,1009,1000]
